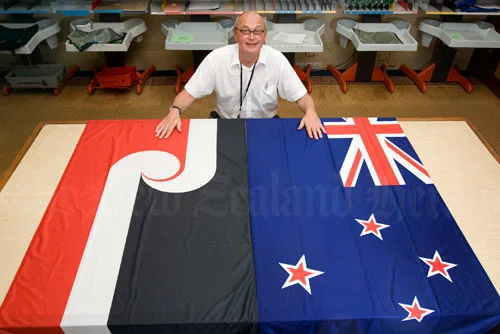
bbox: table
[0,118,499,333]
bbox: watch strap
[170,105,182,113]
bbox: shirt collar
[231,44,267,68]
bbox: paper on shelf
[450,33,465,40]
[272,32,307,44]
[171,33,195,43]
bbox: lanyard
[239,61,257,113]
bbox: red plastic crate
[96,65,136,88]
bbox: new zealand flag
[247,118,500,333]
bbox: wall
[0,12,488,72]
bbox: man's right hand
[155,109,182,139]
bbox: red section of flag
[384,139,430,178]
[0,120,190,330]
[289,263,315,286]
[346,149,362,187]
[325,118,405,186]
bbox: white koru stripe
[145,119,217,193]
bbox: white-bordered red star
[399,296,435,322]
[355,214,390,240]
[419,250,457,282]
[279,255,324,295]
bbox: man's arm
[155,89,196,139]
[295,93,326,140]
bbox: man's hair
[233,11,267,30]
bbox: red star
[355,214,390,240]
[288,263,313,285]
[399,296,435,322]
[279,255,324,294]
[419,251,457,282]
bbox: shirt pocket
[259,84,278,110]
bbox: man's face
[233,13,266,57]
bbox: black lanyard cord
[239,61,257,113]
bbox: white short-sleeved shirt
[184,44,307,119]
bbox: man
[155,11,326,140]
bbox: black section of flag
[108,120,258,333]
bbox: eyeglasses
[235,27,266,36]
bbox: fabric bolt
[67,28,124,51]
[355,29,403,44]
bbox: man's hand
[297,110,326,140]
[155,109,182,139]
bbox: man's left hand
[297,111,326,140]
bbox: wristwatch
[169,105,181,113]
